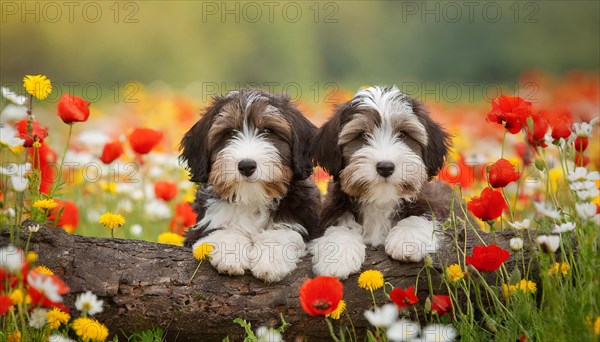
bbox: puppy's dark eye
[397,132,406,139]
[260,128,271,135]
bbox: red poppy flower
[27,272,70,311]
[155,181,177,201]
[99,140,124,164]
[48,199,79,233]
[390,286,419,309]
[574,152,589,167]
[0,295,12,315]
[467,188,508,221]
[129,128,163,154]
[439,154,475,189]
[525,112,549,147]
[574,137,588,152]
[488,158,520,188]
[486,96,532,134]
[169,202,197,236]
[15,119,48,147]
[29,143,57,194]
[431,294,452,316]
[57,93,91,124]
[466,244,509,272]
[550,113,572,141]
[299,276,344,316]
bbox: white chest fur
[199,199,272,237]
[359,201,397,246]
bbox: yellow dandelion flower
[32,198,58,210]
[592,316,600,336]
[26,251,38,263]
[46,307,70,330]
[327,300,346,320]
[23,75,52,100]
[157,232,184,246]
[358,269,384,291]
[34,265,54,275]
[100,181,117,194]
[446,264,464,282]
[98,212,125,230]
[548,262,570,277]
[501,284,516,298]
[515,279,536,294]
[9,289,25,305]
[7,331,21,342]
[193,243,214,261]
[72,317,109,342]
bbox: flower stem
[188,260,203,284]
[50,123,73,196]
[324,317,342,342]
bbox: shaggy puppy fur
[180,89,320,282]
[310,86,452,278]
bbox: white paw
[385,216,438,262]
[250,229,306,283]
[310,226,366,279]
[194,230,252,276]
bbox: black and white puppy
[180,88,320,282]
[310,86,452,278]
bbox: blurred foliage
[1,1,599,93]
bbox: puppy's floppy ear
[179,98,223,183]
[411,98,451,179]
[275,93,318,180]
[311,103,346,177]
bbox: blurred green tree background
[1,1,598,99]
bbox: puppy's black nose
[238,159,257,177]
[376,161,395,178]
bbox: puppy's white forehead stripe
[353,86,428,146]
[353,86,413,119]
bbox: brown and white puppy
[180,88,320,282]
[310,86,451,278]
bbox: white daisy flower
[567,167,600,183]
[420,324,458,342]
[75,291,104,315]
[144,199,172,220]
[507,219,531,230]
[576,188,600,201]
[509,237,524,251]
[536,235,560,253]
[0,162,31,192]
[48,334,77,342]
[386,319,420,342]
[0,245,24,273]
[27,273,63,303]
[576,202,598,220]
[29,308,48,329]
[255,326,283,342]
[552,222,576,234]
[364,303,398,328]
[572,117,598,137]
[569,180,597,192]
[130,223,143,236]
[533,202,561,219]
[0,104,28,122]
[1,87,27,105]
[0,124,24,148]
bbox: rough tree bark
[1,222,522,341]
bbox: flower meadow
[1,71,599,341]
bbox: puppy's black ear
[276,94,318,180]
[411,98,451,179]
[179,98,223,183]
[311,103,346,177]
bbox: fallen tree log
[1,222,522,341]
